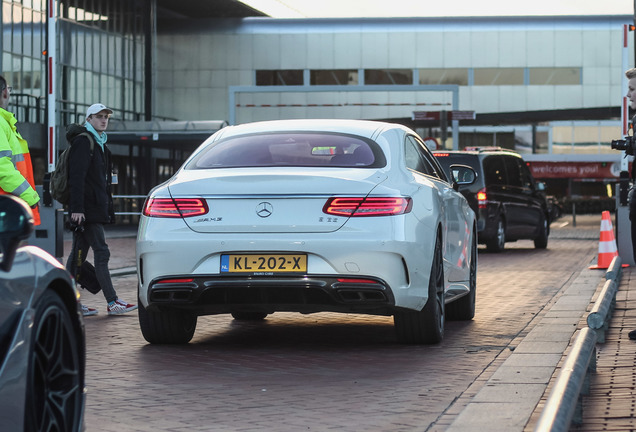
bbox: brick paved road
[76,225,598,431]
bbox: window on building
[474,68,524,85]
[2,0,47,123]
[364,69,412,85]
[256,70,304,86]
[57,0,145,123]
[529,68,581,85]
[419,68,468,85]
[310,70,358,85]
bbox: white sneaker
[107,299,138,315]
[81,304,98,316]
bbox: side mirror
[450,164,477,189]
[0,195,34,272]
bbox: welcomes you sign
[528,161,624,179]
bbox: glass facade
[1,0,145,125]
[256,69,303,86]
[57,0,144,124]
[419,68,468,86]
[364,69,412,85]
[255,67,582,87]
[311,69,358,85]
[2,0,46,122]
[529,67,581,85]
[474,68,525,86]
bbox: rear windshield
[186,132,386,169]
[433,153,482,179]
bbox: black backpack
[49,132,95,205]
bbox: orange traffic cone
[589,211,622,269]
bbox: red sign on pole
[412,111,440,121]
[412,111,475,121]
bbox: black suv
[433,147,549,252]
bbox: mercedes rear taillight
[323,197,412,217]
[143,197,208,218]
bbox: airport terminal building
[2,0,635,211]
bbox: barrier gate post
[28,185,64,259]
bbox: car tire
[486,216,505,253]
[447,230,477,321]
[534,215,549,249]
[394,234,445,344]
[24,290,84,432]
[138,300,197,344]
[231,311,268,321]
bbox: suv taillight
[477,188,487,209]
[143,197,209,218]
[323,197,412,217]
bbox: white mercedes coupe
[136,119,477,344]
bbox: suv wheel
[534,215,549,249]
[486,216,506,253]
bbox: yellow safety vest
[0,108,40,225]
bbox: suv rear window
[433,153,482,179]
[186,133,386,169]
[483,156,506,185]
[503,156,522,187]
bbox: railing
[534,255,623,431]
[113,195,147,223]
[9,93,44,123]
[534,328,597,431]
[59,99,177,125]
[586,279,617,343]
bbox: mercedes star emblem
[256,202,273,218]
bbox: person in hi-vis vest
[0,75,40,225]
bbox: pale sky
[240,0,633,18]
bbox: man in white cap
[65,103,137,316]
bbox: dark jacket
[66,124,114,224]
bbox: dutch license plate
[221,254,307,273]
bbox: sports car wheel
[231,312,268,321]
[394,234,445,344]
[25,290,83,432]
[486,216,505,253]
[447,230,477,321]
[138,300,197,344]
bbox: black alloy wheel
[394,233,445,344]
[447,229,477,321]
[534,215,549,249]
[25,290,84,432]
[138,299,197,344]
[486,216,506,252]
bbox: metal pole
[46,0,56,173]
[144,0,154,121]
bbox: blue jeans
[66,222,118,303]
